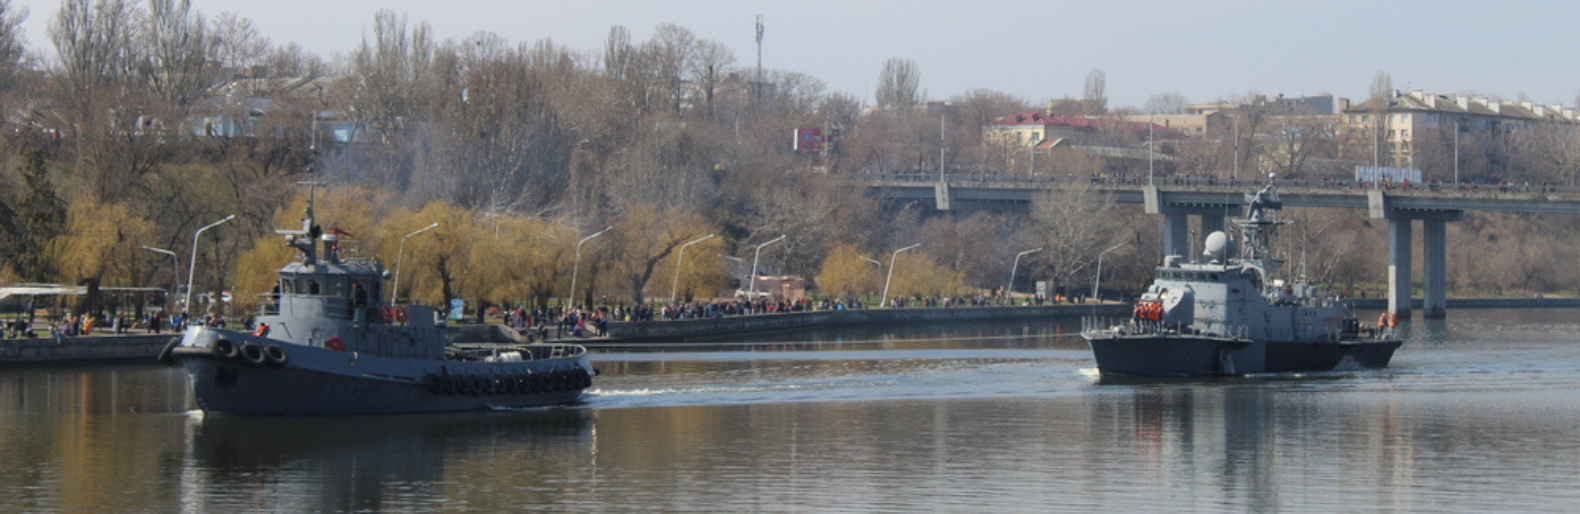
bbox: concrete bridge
[862,174,1580,319]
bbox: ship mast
[277,181,325,265]
[1231,175,1292,286]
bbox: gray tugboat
[1081,179,1402,377]
[159,188,595,415]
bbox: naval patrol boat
[1081,179,1402,377]
[159,190,594,415]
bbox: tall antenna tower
[755,15,765,96]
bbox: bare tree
[0,0,27,103]
[875,57,919,111]
[141,0,211,106]
[1030,180,1122,291]
[210,11,269,72]
[50,0,138,95]
[1083,68,1107,113]
[1144,92,1189,114]
[261,42,326,77]
[350,9,436,141]
[1508,122,1580,186]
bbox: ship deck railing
[1082,316,1251,340]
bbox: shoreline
[6,298,1580,365]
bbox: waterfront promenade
[5,298,1578,365]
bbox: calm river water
[3,309,1580,512]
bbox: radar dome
[1203,231,1235,262]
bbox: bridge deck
[863,174,1580,214]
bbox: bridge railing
[860,172,1580,198]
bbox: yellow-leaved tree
[468,215,575,308]
[49,201,156,313]
[600,203,722,304]
[376,201,483,311]
[816,243,880,296]
[884,252,968,300]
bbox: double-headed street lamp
[391,223,439,304]
[568,226,613,308]
[1006,247,1044,304]
[881,243,920,308]
[185,214,235,314]
[671,234,717,302]
[142,246,179,312]
[748,235,787,298]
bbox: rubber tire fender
[212,339,240,360]
[157,337,182,366]
[262,344,289,367]
[240,342,267,367]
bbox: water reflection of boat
[161,186,595,415]
[1082,179,1401,377]
[184,410,595,509]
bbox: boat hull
[1084,333,1401,378]
[172,327,594,415]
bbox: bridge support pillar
[1163,212,1189,259]
[1387,218,1413,319]
[1423,219,1448,319]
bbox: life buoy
[240,342,267,367]
[263,344,289,367]
[325,337,346,352]
[380,305,396,322]
[395,306,409,323]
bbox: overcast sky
[12,0,1580,110]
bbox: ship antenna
[276,181,325,264]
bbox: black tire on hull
[212,339,239,360]
[422,374,442,395]
[262,344,289,367]
[240,342,267,367]
[156,337,182,365]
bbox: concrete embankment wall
[602,304,1131,342]
[0,334,175,365]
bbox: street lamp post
[185,214,235,315]
[1006,247,1044,304]
[142,246,179,312]
[1091,244,1125,301]
[567,225,613,308]
[748,235,787,299]
[391,223,439,304]
[881,243,920,308]
[670,234,717,302]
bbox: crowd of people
[475,290,1097,341]
[0,309,239,341]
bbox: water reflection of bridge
[862,174,1580,319]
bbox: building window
[1401,129,1409,138]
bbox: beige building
[1340,90,1580,170]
